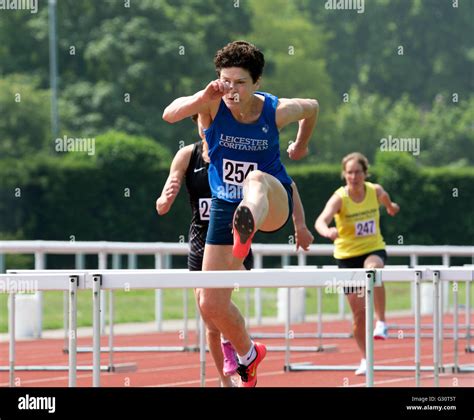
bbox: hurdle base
[444,363,474,374]
[251,332,352,339]
[268,345,338,353]
[287,364,443,372]
[1,365,114,372]
[74,345,200,353]
[387,333,468,339]
[106,362,137,373]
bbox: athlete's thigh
[203,244,242,270]
[259,173,289,232]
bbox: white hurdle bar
[85,267,381,387]
[0,272,85,387]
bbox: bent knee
[199,297,227,319]
[244,170,267,185]
[364,256,384,269]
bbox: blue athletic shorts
[206,182,293,245]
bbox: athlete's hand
[156,177,181,215]
[325,227,339,242]
[295,226,314,251]
[200,79,232,103]
[387,202,400,216]
[287,141,309,160]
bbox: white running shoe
[373,321,388,340]
[355,358,367,376]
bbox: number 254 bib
[223,159,257,186]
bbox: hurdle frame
[73,252,199,358]
[85,267,382,387]
[286,267,474,386]
[0,272,85,387]
[5,269,138,374]
[2,265,471,388]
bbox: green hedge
[1,136,473,247]
[0,131,187,242]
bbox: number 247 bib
[355,219,376,237]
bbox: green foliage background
[0,0,472,247]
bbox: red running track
[1,314,473,388]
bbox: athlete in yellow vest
[315,152,400,375]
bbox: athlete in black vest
[184,141,253,271]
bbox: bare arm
[156,145,193,215]
[291,182,314,251]
[314,194,342,241]
[374,184,400,216]
[276,98,319,160]
[162,79,230,124]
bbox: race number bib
[198,198,211,221]
[223,159,257,186]
[355,219,376,237]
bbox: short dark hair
[214,41,265,83]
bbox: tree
[0,74,51,158]
[297,0,474,105]
[247,0,335,160]
[314,87,391,163]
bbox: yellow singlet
[333,182,386,259]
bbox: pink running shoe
[221,341,238,376]
[236,342,267,387]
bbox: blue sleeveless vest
[203,91,292,203]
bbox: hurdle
[11,267,200,360]
[0,242,199,362]
[3,266,471,387]
[84,267,382,387]
[463,265,473,353]
[382,264,472,341]
[73,253,199,356]
[434,267,474,376]
[250,265,344,352]
[0,272,85,387]
[6,269,138,373]
[286,267,474,387]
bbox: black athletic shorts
[335,249,387,294]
